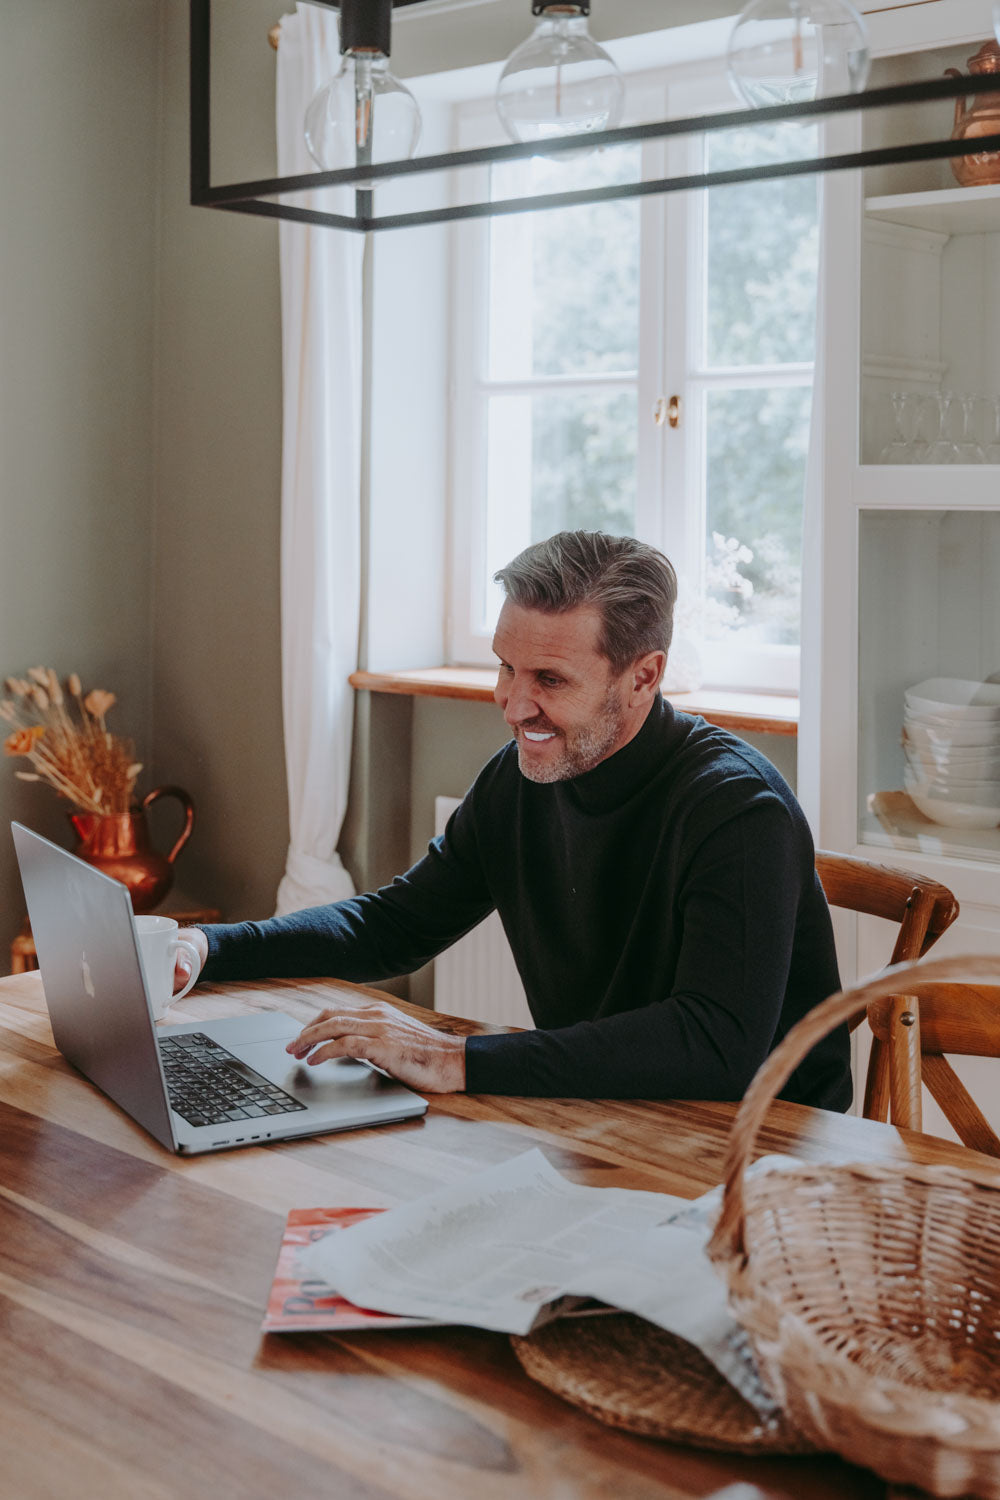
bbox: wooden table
[0,971,986,1500]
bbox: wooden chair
[866,982,1000,1157]
[815,850,960,1122]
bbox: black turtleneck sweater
[201,698,851,1111]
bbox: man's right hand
[173,927,208,994]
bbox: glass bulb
[727,0,870,108]
[304,51,421,173]
[496,7,625,144]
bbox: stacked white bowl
[903,678,1000,829]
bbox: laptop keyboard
[159,1033,307,1129]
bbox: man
[179,531,851,1110]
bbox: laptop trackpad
[231,1037,395,1101]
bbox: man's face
[492,601,645,784]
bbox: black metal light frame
[190,0,1000,235]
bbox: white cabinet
[803,0,1000,978]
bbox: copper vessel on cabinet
[946,41,1000,187]
[70,785,195,913]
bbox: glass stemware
[901,391,928,463]
[922,391,961,464]
[985,396,1000,464]
[878,390,910,463]
[953,392,986,464]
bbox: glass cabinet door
[858,508,1000,864]
[858,45,1000,468]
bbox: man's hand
[286,999,466,1094]
[173,927,208,994]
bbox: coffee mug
[134,914,200,1021]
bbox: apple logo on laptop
[80,952,96,999]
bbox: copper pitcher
[946,40,1000,187]
[69,785,195,913]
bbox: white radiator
[433,797,532,1027]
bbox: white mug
[134,915,200,1021]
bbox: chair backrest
[866,983,1000,1158]
[814,850,960,1122]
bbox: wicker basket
[707,952,1000,1499]
[510,1311,814,1453]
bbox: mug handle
[171,938,202,1003]
[141,785,195,865]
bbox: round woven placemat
[510,1314,816,1454]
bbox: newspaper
[299,1147,801,1409]
[300,1149,682,1333]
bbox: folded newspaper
[296,1146,802,1412]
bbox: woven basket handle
[707,951,1000,1269]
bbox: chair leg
[863,1035,890,1122]
[923,1054,1000,1158]
[886,994,922,1133]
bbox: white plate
[904,716,1000,749]
[904,766,1000,802]
[903,744,1000,780]
[903,732,1000,764]
[905,785,1000,829]
[905,678,1000,720]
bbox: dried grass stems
[1,668,142,815]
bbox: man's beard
[515,683,627,784]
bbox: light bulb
[305,51,421,173]
[496,5,625,145]
[727,0,870,108]
[994,1,1000,46]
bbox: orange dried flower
[3,726,44,756]
[2,667,138,814]
[84,689,116,719]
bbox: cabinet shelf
[865,790,1000,867]
[865,183,1000,236]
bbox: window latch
[654,395,682,429]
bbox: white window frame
[447,58,815,695]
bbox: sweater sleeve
[200,795,495,984]
[464,800,803,1099]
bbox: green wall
[148,0,288,921]
[0,0,160,963]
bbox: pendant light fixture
[190,0,1000,235]
[727,0,870,108]
[496,3,625,145]
[304,0,421,173]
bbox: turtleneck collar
[561,694,688,815]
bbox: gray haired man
[179,532,851,1111]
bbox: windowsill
[349,667,799,737]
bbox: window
[449,65,819,692]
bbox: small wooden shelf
[865,789,1000,865]
[349,667,798,737]
[10,902,221,976]
[865,183,1000,236]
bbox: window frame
[447,59,816,695]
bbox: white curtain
[797,166,828,836]
[274,4,363,915]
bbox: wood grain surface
[347,668,800,737]
[0,969,983,1500]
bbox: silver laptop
[12,823,427,1154]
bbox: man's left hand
[286,999,466,1094]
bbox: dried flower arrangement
[1,668,142,815]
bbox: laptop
[12,823,427,1154]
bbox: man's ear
[628,651,666,705]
